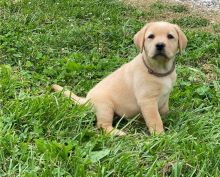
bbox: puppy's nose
[156,43,165,51]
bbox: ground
[175,0,220,10]
[0,0,219,176]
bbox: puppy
[52,22,187,136]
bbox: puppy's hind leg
[95,103,126,136]
[159,99,169,116]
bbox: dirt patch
[175,0,220,10]
[123,0,220,33]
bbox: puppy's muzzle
[153,42,167,59]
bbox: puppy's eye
[148,34,155,39]
[167,34,174,39]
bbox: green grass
[0,0,220,176]
[172,16,209,28]
[150,2,188,13]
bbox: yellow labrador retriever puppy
[52,21,187,136]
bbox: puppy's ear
[134,23,152,52]
[173,25,187,54]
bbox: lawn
[0,0,220,176]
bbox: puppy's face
[144,23,179,59]
[134,22,187,60]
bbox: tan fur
[52,22,187,136]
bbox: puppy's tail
[52,84,88,105]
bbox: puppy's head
[134,22,187,60]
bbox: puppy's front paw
[149,127,164,135]
[110,129,127,136]
[100,126,126,136]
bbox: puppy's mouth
[152,51,168,60]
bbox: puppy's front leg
[139,99,164,134]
